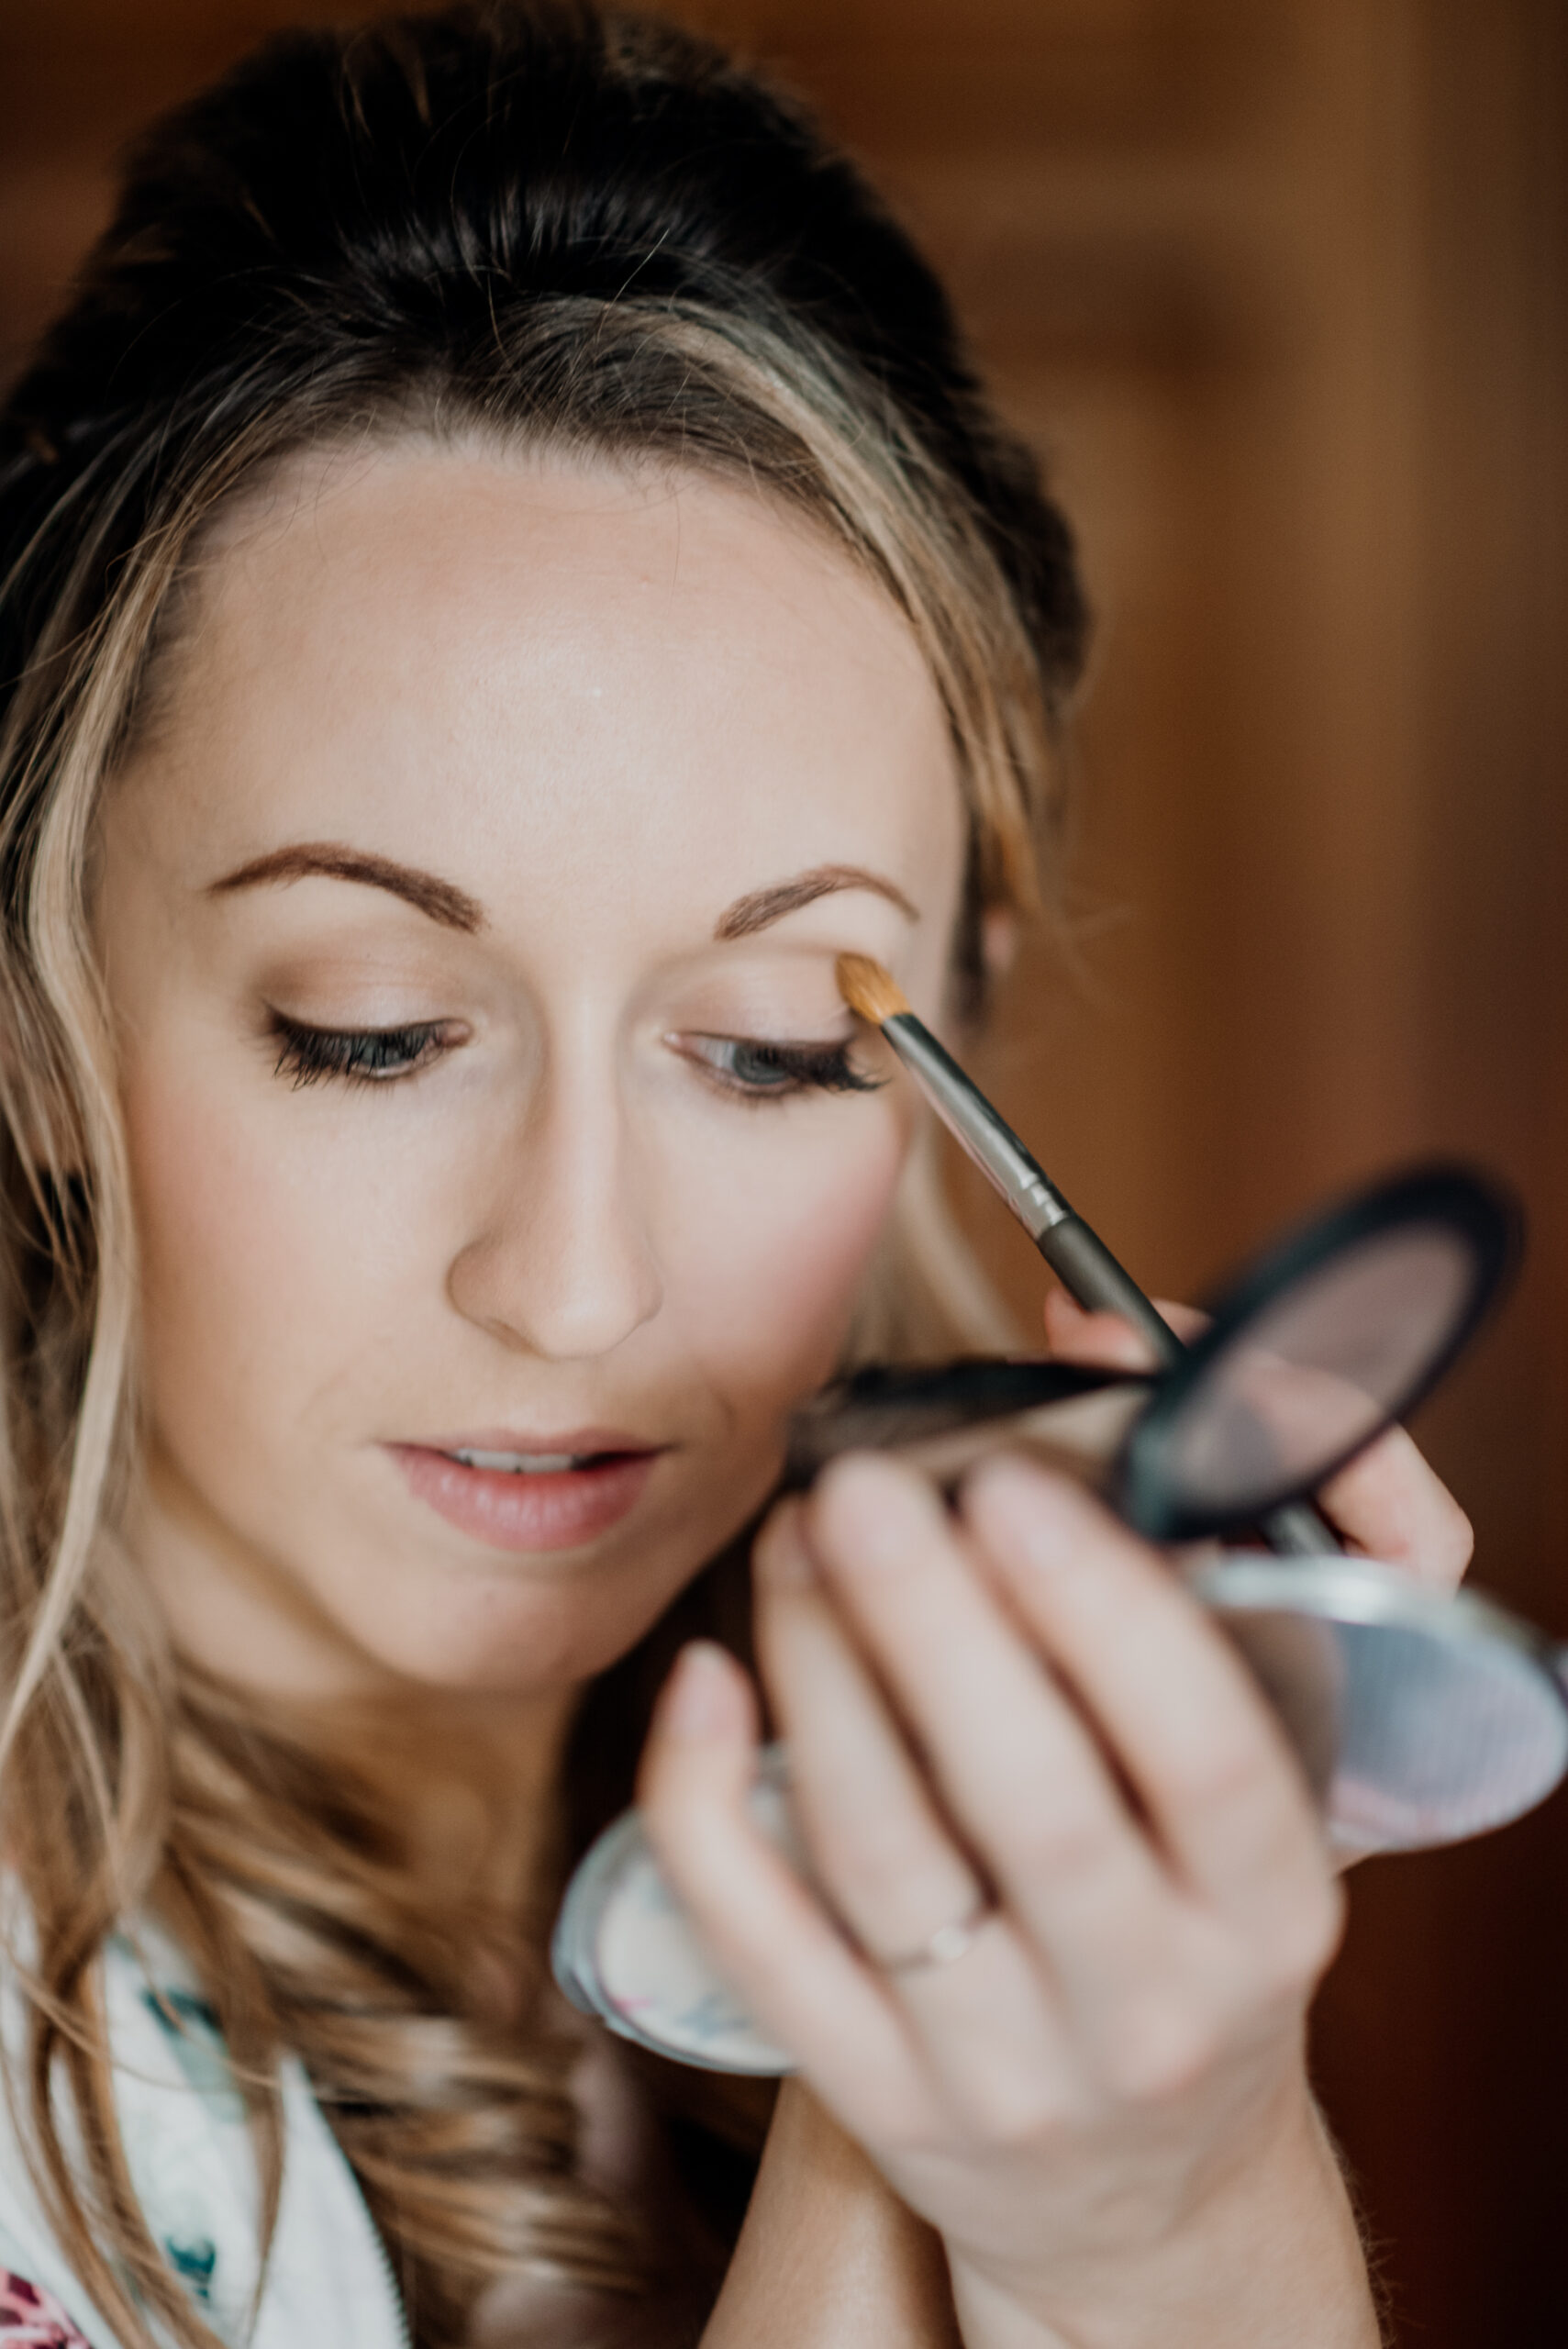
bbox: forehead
[128,444,965,948]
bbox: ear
[980,906,1018,982]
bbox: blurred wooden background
[3,0,1565,2338]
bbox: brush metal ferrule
[882,1014,1069,1241]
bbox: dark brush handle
[1040,1216,1342,1557]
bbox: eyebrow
[714,863,918,941]
[207,843,484,933]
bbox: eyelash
[267,1016,880,1102]
[680,1036,882,1102]
[269,1013,451,1088]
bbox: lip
[417,1426,658,1460]
[390,1430,666,1553]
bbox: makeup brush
[837,953,1338,1558]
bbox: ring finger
[755,1498,1073,2123]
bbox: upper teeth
[452,1449,584,1474]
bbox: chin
[346,1546,703,1696]
[312,1437,786,1694]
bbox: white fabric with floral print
[0,1922,406,2349]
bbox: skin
[648,1311,1467,2349]
[102,447,961,1718]
[93,440,1471,2346]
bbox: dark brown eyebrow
[714,863,918,941]
[208,843,484,933]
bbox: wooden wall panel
[3,2,1566,2338]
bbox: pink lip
[418,1425,654,1458]
[390,1432,664,1553]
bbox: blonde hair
[0,9,1085,2344]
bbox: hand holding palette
[556,1134,1553,2076]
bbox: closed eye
[267,1011,459,1087]
[674,1034,883,1101]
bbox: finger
[755,1501,984,1957]
[1317,1422,1473,1588]
[799,1455,1181,2005]
[1043,1292,1471,1591]
[638,1641,921,2134]
[961,1457,1341,1976]
[754,1503,1071,2132]
[1042,1286,1207,1369]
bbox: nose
[447,1057,663,1363]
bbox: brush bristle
[836,953,910,1026]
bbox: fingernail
[662,1642,738,1741]
[754,1503,816,1591]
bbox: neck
[184,1661,581,1940]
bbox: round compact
[553,1163,1559,2076]
[552,1744,799,2075]
[1194,1552,1568,1855]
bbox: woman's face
[97,447,965,1702]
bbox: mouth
[390,1429,667,1553]
[449,1445,621,1474]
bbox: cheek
[123,1052,426,1442]
[128,1068,292,1395]
[657,1102,909,1411]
